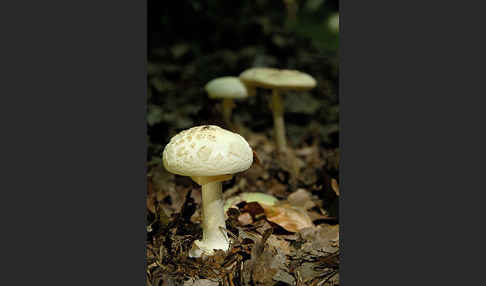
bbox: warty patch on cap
[163,125,253,177]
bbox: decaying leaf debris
[147,131,340,286]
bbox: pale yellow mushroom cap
[162,125,253,177]
[204,76,248,99]
[239,67,317,91]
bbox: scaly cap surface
[163,125,253,177]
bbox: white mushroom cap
[204,76,248,99]
[239,67,317,91]
[163,125,253,177]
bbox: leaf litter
[147,130,340,286]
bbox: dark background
[147,0,340,162]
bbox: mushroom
[204,76,248,130]
[239,67,316,153]
[162,125,253,257]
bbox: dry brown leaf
[295,262,322,283]
[266,235,292,255]
[307,210,331,221]
[183,279,219,286]
[331,178,340,196]
[242,202,265,219]
[245,245,293,286]
[288,188,316,210]
[262,203,314,232]
[299,224,339,253]
[238,212,253,226]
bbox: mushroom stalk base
[189,181,229,257]
[271,89,287,153]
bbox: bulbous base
[188,239,230,258]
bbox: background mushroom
[204,76,248,130]
[239,67,317,153]
[162,125,253,257]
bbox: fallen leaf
[263,203,314,232]
[331,178,340,196]
[307,211,336,223]
[238,212,253,226]
[299,224,339,253]
[183,279,219,286]
[288,188,316,210]
[245,245,294,286]
[224,192,278,213]
[295,262,322,283]
[266,235,292,255]
[242,202,266,220]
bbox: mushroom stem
[201,181,228,247]
[222,98,235,129]
[271,89,287,152]
[189,180,229,257]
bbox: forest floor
[146,122,340,286]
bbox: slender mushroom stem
[271,89,287,152]
[222,98,235,129]
[200,181,228,250]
